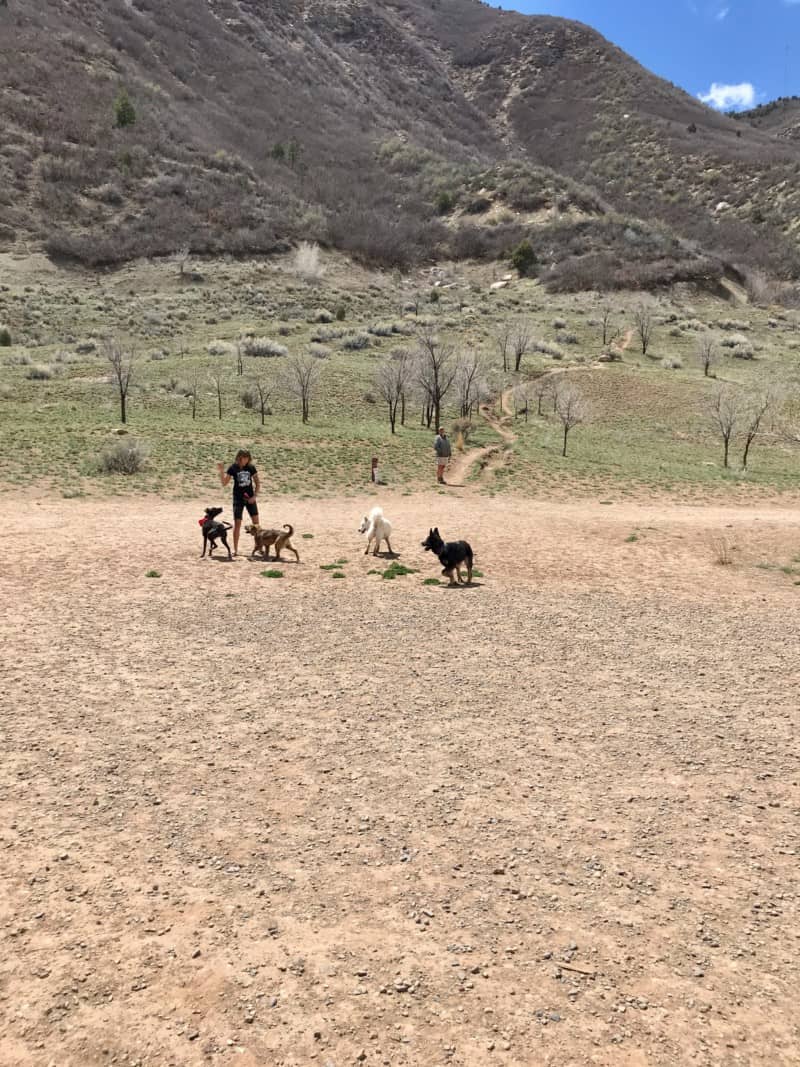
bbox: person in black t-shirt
[217,449,261,557]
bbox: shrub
[335,305,347,321]
[661,357,683,370]
[311,325,345,343]
[555,332,579,345]
[552,318,567,330]
[436,190,456,215]
[294,241,325,283]
[309,344,331,360]
[342,331,371,350]
[310,308,333,323]
[511,239,538,277]
[241,386,257,410]
[368,322,396,337]
[464,195,491,215]
[243,337,288,358]
[101,438,149,474]
[429,288,440,303]
[26,364,53,380]
[114,87,136,129]
[0,327,11,346]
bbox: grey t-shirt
[434,434,451,458]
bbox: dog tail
[223,522,233,529]
[369,506,383,520]
[283,524,294,536]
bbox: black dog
[199,506,233,559]
[421,527,474,585]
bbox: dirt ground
[2,488,799,1067]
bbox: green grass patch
[422,577,441,586]
[320,558,348,570]
[625,531,639,543]
[382,562,417,580]
[260,569,284,578]
[145,569,161,578]
[471,568,484,578]
[331,571,346,579]
[302,533,314,539]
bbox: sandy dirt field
[2,488,799,1067]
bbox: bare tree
[376,349,412,434]
[533,374,554,416]
[709,386,742,469]
[742,390,780,470]
[188,368,199,420]
[634,304,656,356]
[252,376,273,426]
[174,245,190,277]
[104,339,135,424]
[284,353,320,423]
[235,337,244,376]
[209,369,225,420]
[601,304,620,347]
[495,325,512,373]
[416,326,457,431]
[697,334,718,378]
[455,351,487,419]
[554,380,588,457]
[512,381,533,422]
[512,323,533,373]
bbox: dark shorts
[233,497,259,521]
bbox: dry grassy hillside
[1,0,798,281]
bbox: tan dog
[245,523,300,562]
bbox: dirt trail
[447,388,518,485]
[3,490,800,1066]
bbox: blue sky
[509,1,800,110]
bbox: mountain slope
[0,0,797,280]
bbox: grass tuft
[261,569,284,578]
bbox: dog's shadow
[441,580,483,590]
[245,556,302,565]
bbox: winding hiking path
[446,387,518,486]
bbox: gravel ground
[2,491,799,1066]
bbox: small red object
[198,517,206,526]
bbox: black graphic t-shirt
[227,463,257,501]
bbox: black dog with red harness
[200,506,233,559]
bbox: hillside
[737,97,800,141]
[1,0,798,283]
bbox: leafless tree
[284,353,321,423]
[697,334,718,378]
[416,326,457,431]
[104,339,135,424]
[235,337,244,376]
[742,390,780,470]
[634,303,656,356]
[188,368,199,420]
[601,304,620,347]
[512,381,533,422]
[512,323,533,373]
[495,325,512,373]
[376,349,412,434]
[533,374,554,416]
[709,386,742,469]
[174,244,190,277]
[252,376,273,426]
[209,368,225,420]
[455,351,487,419]
[554,380,588,457]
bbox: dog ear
[433,527,439,535]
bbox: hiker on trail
[434,427,451,485]
[217,450,260,556]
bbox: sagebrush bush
[241,387,257,410]
[26,364,53,380]
[243,337,288,358]
[101,438,149,474]
[0,327,11,346]
[310,308,333,323]
[311,326,345,343]
[342,332,371,351]
[556,332,579,345]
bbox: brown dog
[245,523,300,562]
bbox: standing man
[433,426,451,485]
[217,450,260,556]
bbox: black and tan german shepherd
[421,527,473,585]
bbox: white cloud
[699,81,757,110]
[715,5,730,18]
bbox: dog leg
[385,539,393,554]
